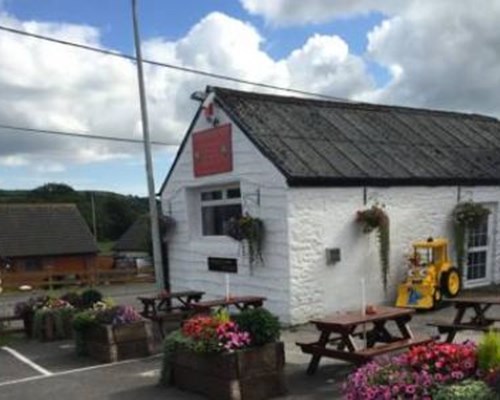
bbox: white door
[464,211,494,287]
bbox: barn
[159,87,500,324]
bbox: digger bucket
[396,283,435,309]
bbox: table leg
[395,316,414,340]
[471,304,492,326]
[446,305,467,343]
[307,331,331,375]
[367,321,393,346]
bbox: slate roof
[113,215,149,252]
[0,204,99,257]
[209,87,500,187]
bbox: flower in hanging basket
[355,204,390,292]
[224,213,264,266]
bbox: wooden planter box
[35,311,73,341]
[170,341,286,400]
[80,320,153,363]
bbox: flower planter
[79,320,153,363]
[34,310,73,341]
[170,341,286,400]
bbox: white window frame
[200,185,242,237]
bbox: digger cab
[396,237,461,310]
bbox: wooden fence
[0,267,155,290]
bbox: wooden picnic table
[137,290,204,336]
[429,296,500,343]
[297,306,432,374]
[190,296,266,313]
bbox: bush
[233,308,280,346]
[433,379,495,400]
[478,330,500,371]
[60,292,83,309]
[80,289,103,309]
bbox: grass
[97,241,115,255]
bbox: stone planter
[79,320,153,363]
[170,341,286,400]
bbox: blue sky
[0,1,497,195]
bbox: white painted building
[159,87,500,325]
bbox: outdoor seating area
[2,283,500,399]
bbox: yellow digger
[396,237,461,310]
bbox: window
[201,186,242,236]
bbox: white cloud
[362,1,500,115]
[241,0,405,24]
[0,154,28,166]
[0,10,372,177]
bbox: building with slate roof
[112,215,152,269]
[159,87,500,324]
[0,204,98,273]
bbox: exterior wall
[161,107,291,322]
[10,254,97,272]
[288,186,500,324]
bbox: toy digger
[396,237,461,310]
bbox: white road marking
[0,353,162,388]
[2,346,52,376]
[138,369,159,377]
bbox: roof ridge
[211,86,498,122]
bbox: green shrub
[478,330,500,371]
[80,289,103,309]
[160,330,194,386]
[32,308,74,340]
[233,308,280,346]
[433,379,495,400]
[60,292,83,309]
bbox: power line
[0,123,174,146]
[0,24,353,103]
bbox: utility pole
[90,191,97,241]
[131,0,165,289]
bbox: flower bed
[161,308,285,400]
[344,340,498,399]
[73,303,153,363]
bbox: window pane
[227,187,241,199]
[202,204,242,235]
[201,190,222,201]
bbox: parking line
[0,353,162,388]
[2,346,52,376]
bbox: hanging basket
[356,204,390,292]
[225,214,264,266]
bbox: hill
[0,183,149,241]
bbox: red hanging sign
[192,124,233,177]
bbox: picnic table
[190,296,266,313]
[137,290,204,336]
[297,306,432,373]
[428,296,500,343]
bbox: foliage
[233,308,280,346]
[433,379,495,400]
[32,304,74,340]
[225,214,264,266]
[356,204,390,291]
[94,305,143,326]
[60,292,83,309]
[160,330,195,386]
[344,342,478,399]
[478,331,500,371]
[0,183,149,241]
[80,289,103,309]
[453,202,490,273]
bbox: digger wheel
[431,288,442,310]
[441,267,461,298]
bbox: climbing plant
[356,204,390,292]
[452,201,490,274]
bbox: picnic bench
[0,314,28,336]
[428,296,500,343]
[297,306,433,374]
[190,296,266,313]
[137,290,204,336]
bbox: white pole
[361,278,367,349]
[131,0,164,290]
[225,274,230,300]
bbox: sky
[0,0,499,195]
